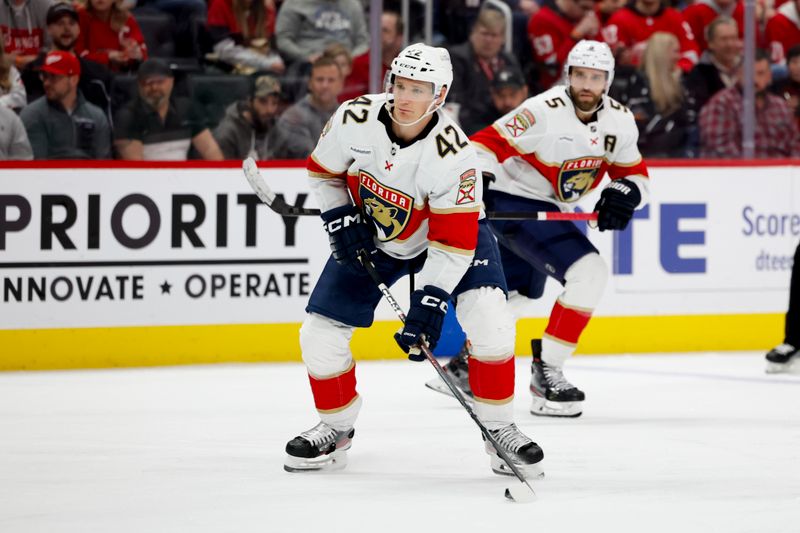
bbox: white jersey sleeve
[307,103,355,213]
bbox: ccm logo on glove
[421,295,448,313]
[325,212,363,233]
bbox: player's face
[391,76,436,122]
[568,67,606,111]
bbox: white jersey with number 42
[307,93,482,294]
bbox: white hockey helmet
[563,40,615,94]
[386,43,453,123]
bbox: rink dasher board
[0,160,795,369]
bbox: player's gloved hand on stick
[321,204,376,274]
[394,285,450,361]
[593,178,641,231]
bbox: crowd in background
[2,0,800,161]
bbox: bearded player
[427,40,651,418]
[283,43,543,479]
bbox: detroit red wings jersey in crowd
[470,86,650,210]
[603,4,700,71]
[307,94,481,293]
[766,1,800,64]
[528,5,604,90]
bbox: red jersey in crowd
[603,2,700,71]
[766,0,800,64]
[207,0,276,43]
[338,52,389,103]
[528,4,603,90]
[75,7,148,69]
[682,0,746,50]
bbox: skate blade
[766,360,800,374]
[424,378,474,405]
[284,449,348,473]
[490,456,545,479]
[530,396,582,418]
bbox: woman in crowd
[611,31,697,158]
[75,0,148,72]
[207,0,284,74]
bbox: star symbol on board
[160,281,172,294]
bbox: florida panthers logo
[358,171,413,241]
[557,157,603,202]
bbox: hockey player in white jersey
[428,40,650,417]
[284,43,543,478]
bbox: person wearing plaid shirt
[700,49,800,158]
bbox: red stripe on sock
[544,301,592,345]
[468,356,515,401]
[308,364,357,412]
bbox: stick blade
[504,481,536,503]
[242,157,275,205]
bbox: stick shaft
[357,251,534,494]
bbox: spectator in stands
[22,3,112,114]
[207,0,284,74]
[450,8,522,135]
[766,0,800,64]
[1,33,27,110]
[611,32,697,158]
[75,0,147,72]
[489,65,529,118]
[114,58,223,160]
[603,0,700,72]
[700,49,800,158]
[685,16,742,111]
[528,0,601,90]
[322,43,354,103]
[274,0,368,69]
[0,104,33,159]
[213,74,281,159]
[596,0,625,25]
[0,0,52,70]
[683,0,745,51]
[21,50,111,158]
[339,10,404,102]
[772,44,800,130]
[269,55,342,159]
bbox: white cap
[563,40,615,93]
[389,43,453,102]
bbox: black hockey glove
[321,204,376,275]
[394,285,450,361]
[593,178,641,231]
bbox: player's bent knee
[456,287,515,358]
[299,313,355,375]
[562,253,608,308]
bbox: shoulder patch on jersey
[358,170,414,241]
[557,157,604,202]
[504,108,536,138]
[456,169,477,205]
[320,118,333,138]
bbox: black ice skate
[424,345,473,402]
[530,339,585,418]
[765,343,800,374]
[284,422,355,472]
[483,423,544,479]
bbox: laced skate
[530,339,585,417]
[765,343,800,374]
[424,346,473,403]
[284,422,355,472]
[483,423,544,479]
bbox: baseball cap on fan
[46,2,79,25]
[491,67,525,90]
[252,75,281,98]
[39,50,81,76]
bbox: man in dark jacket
[448,8,522,135]
[213,75,282,160]
[685,16,742,110]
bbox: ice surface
[0,353,798,533]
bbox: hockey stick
[242,158,596,222]
[356,249,536,503]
